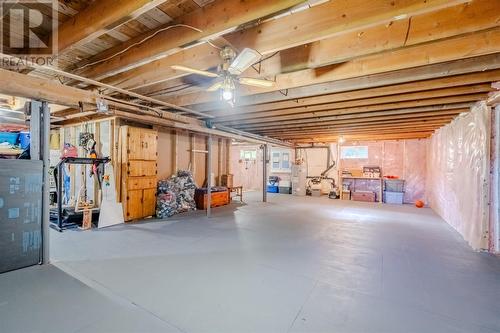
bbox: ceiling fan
[171,46,275,104]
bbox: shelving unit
[341,176,383,203]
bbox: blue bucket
[0,132,19,145]
[19,132,30,149]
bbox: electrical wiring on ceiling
[79,24,222,70]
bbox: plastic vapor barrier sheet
[426,102,490,250]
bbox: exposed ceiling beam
[111,111,293,147]
[240,109,469,131]
[488,90,500,106]
[186,54,500,110]
[272,126,444,137]
[203,70,500,115]
[289,132,434,143]
[77,0,306,79]
[217,93,487,126]
[0,67,202,125]
[209,84,491,120]
[103,0,494,92]
[267,129,443,141]
[256,117,455,135]
[235,105,470,130]
[165,28,500,107]
[274,129,439,140]
[0,67,290,146]
[225,0,470,55]
[58,0,168,52]
[0,68,96,108]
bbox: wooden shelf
[341,176,383,203]
[341,176,382,180]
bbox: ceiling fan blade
[171,65,219,78]
[206,81,223,92]
[228,48,261,75]
[239,77,275,88]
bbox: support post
[207,135,212,217]
[41,102,50,263]
[30,101,50,264]
[263,144,268,202]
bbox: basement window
[271,149,292,172]
[341,146,369,159]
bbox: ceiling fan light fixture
[222,89,233,101]
[228,48,262,75]
[220,76,235,103]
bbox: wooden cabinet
[120,126,158,222]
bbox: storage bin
[19,132,30,149]
[267,185,279,193]
[383,191,404,204]
[0,132,19,145]
[384,179,405,192]
[279,186,291,194]
[352,191,376,202]
[195,189,229,209]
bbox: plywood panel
[194,134,206,187]
[142,188,156,217]
[127,127,143,160]
[177,131,191,171]
[126,189,143,221]
[128,160,157,177]
[157,129,173,179]
[141,129,158,160]
[127,176,156,190]
[231,144,263,191]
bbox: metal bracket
[279,89,289,97]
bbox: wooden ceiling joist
[187,54,500,111]
[274,129,438,140]
[203,70,500,116]
[208,84,491,120]
[256,118,454,134]
[225,0,471,55]
[166,28,500,107]
[0,67,291,146]
[101,0,494,91]
[217,94,486,126]
[290,133,433,143]
[273,127,442,138]
[239,109,469,132]
[57,0,169,52]
[78,0,306,79]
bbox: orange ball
[415,200,424,208]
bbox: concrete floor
[1,192,500,332]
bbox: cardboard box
[221,174,234,188]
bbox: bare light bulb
[338,136,346,144]
[222,89,233,101]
